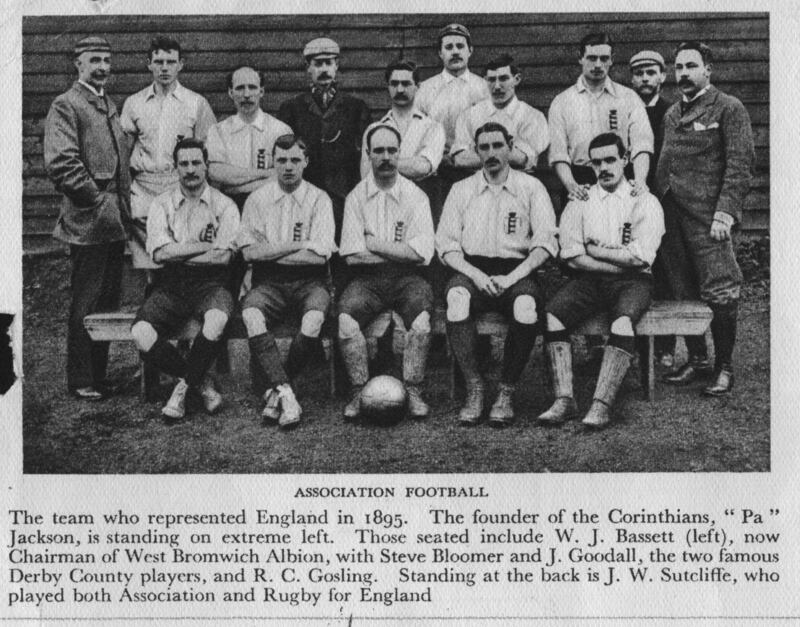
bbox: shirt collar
[366,174,401,202]
[682,84,711,103]
[577,75,616,97]
[645,93,660,107]
[441,68,469,84]
[491,95,520,115]
[274,180,308,204]
[78,80,104,97]
[477,169,518,197]
[229,108,267,133]
[172,183,212,208]
[146,81,185,101]
[381,107,425,124]
[596,178,631,201]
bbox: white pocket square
[693,121,720,131]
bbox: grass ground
[22,254,770,474]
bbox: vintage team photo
[21,12,770,473]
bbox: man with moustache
[416,23,489,170]
[130,138,239,420]
[452,53,549,172]
[548,32,653,201]
[656,42,754,396]
[121,36,216,271]
[538,133,664,429]
[338,126,436,421]
[360,60,445,184]
[206,66,293,211]
[629,50,675,366]
[278,38,371,243]
[416,23,490,223]
[437,122,558,426]
[44,36,131,400]
[237,134,336,429]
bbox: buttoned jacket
[278,90,371,203]
[656,85,754,224]
[44,81,131,245]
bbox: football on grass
[360,375,407,424]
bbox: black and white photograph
[3,1,799,624]
[20,10,770,474]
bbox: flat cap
[438,23,471,44]
[303,37,340,60]
[74,36,111,57]
[629,50,665,69]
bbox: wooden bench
[85,300,712,403]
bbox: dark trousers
[659,193,742,363]
[67,241,125,389]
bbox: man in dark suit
[629,50,675,366]
[44,36,131,400]
[656,41,755,396]
[278,37,371,244]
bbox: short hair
[227,65,265,90]
[580,32,613,57]
[485,53,519,76]
[366,124,402,151]
[173,137,207,165]
[588,132,626,159]
[384,59,420,85]
[272,133,309,157]
[474,121,513,148]
[675,41,713,65]
[149,35,182,60]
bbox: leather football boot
[703,369,734,396]
[663,359,713,385]
[458,378,485,426]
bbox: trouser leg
[67,242,123,389]
[710,302,738,371]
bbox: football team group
[42,21,754,430]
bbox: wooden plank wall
[22,13,769,251]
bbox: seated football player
[436,122,557,426]
[539,132,664,428]
[337,125,436,421]
[130,138,239,420]
[237,134,336,429]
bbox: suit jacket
[277,90,371,207]
[44,82,131,245]
[656,85,754,225]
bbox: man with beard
[121,36,216,272]
[206,66,293,211]
[44,36,131,400]
[278,38,371,244]
[452,53,549,173]
[629,49,675,366]
[338,126,435,421]
[538,133,664,429]
[548,32,653,201]
[130,138,239,420]
[656,42,754,396]
[360,60,445,184]
[237,134,335,429]
[436,122,557,426]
